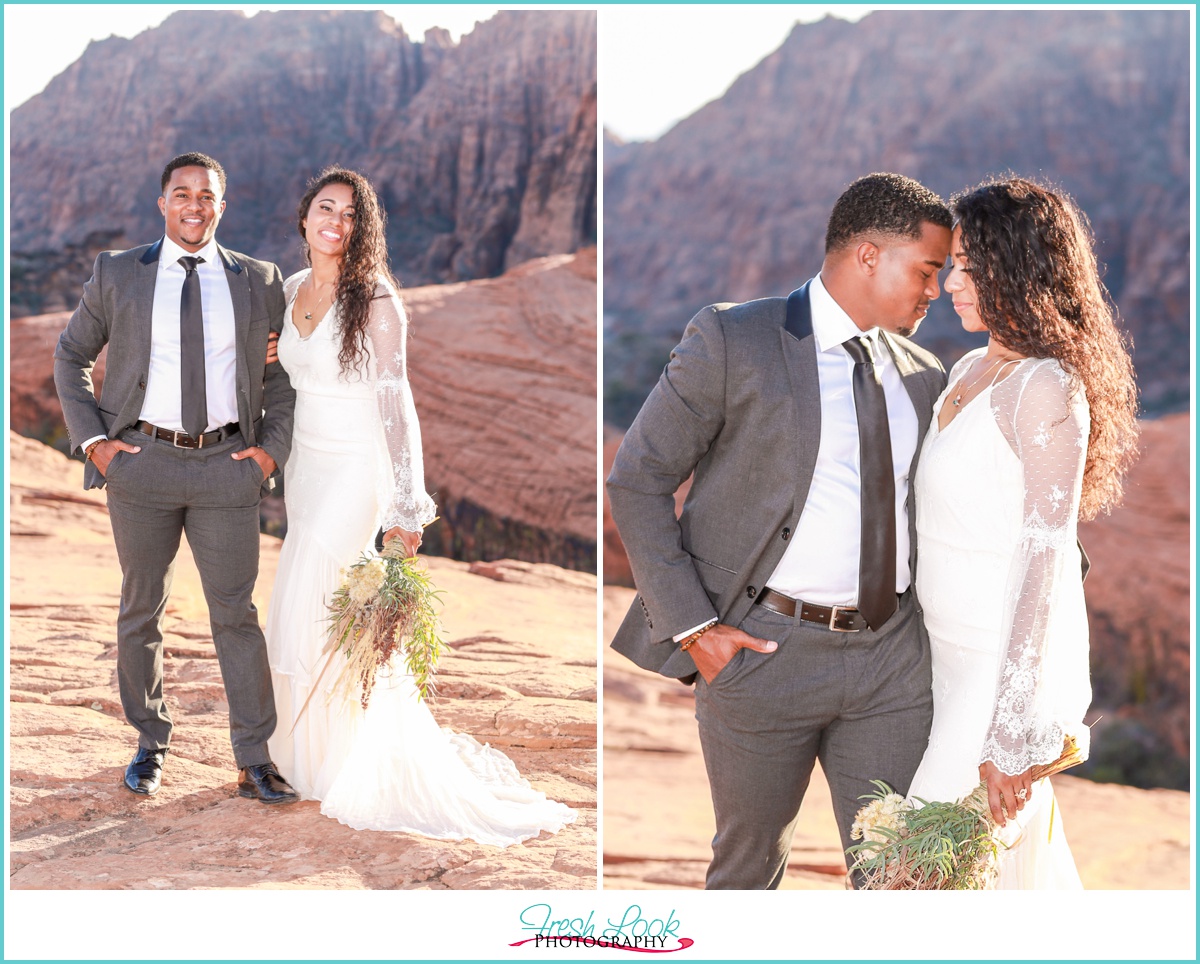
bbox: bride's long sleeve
[368,285,439,533]
[980,360,1090,776]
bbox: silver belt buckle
[171,430,199,449]
[828,604,859,632]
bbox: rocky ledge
[8,432,596,890]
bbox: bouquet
[293,542,445,728]
[846,732,1087,890]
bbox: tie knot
[178,256,205,274]
[843,335,873,365]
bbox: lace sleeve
[368,283,439,533]
[980,360,1089,775]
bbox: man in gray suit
[607,173,953,888]
[54,152,299,805]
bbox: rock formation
[604,9,1190,425]
[10,8,596,314]
[9,432,596,890]
[403,249,598,570]
[603,414,1191,789]
[9,249,596,571]
[1077,413,1191,788]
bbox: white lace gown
[909,349,1091,888]
[265,269,575,846]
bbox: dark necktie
[842,336,897,630]
[178,256,207,440]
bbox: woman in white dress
[908,177,1138,887]
[263,166,575,846]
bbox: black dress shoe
[124,746,167,796]
[237,762,299,805]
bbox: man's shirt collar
[160,235,220,271]
[810,273,884,355]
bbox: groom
[54,152,299,805]
[608,173,953,888]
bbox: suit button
[782,527,791,540]
[746,586,757,598]
[138,380,146,390]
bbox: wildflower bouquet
[846,732,1087,890]
[293,542,445,727]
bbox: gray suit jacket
[606,282,947,680]
[53,238,294,491]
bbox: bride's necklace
[951,355,1009,407]
[301,277,336,321]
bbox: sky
[2,3,872,139]
[1,4,503,112]
[600,4,873,141]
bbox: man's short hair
[161,152,227,195]
[825,173,951,253]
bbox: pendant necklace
[950,356,1006,407]
[303,280,334,320]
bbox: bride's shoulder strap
[373,274,402,299]
[1002,356,1079,429]
[947,346,985,381]
[370,275,408,322]
[282,269,309,302]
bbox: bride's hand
[979,761,1033,826]
[266,331,280,365]
[383,527,422,558]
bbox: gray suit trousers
[695,591,932,889]
[103,426,276,768]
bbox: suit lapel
[880,332,936,579]
[219,243,249,331]
[219,243,252,395]
[131,240,162,384]
[882,332,934,456]
[781,283,822,524]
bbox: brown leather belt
[135,420,240,449]
[756,587,870,632]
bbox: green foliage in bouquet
[846,781,998,890]
[292,543,445,730]
[846,734,1085,890]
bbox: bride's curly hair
[297,166,400,375]
[953,176,1139,520]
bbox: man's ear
[854,239,879,276]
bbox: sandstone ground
[8,433,597,891]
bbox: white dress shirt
[673,275,919,641]
[764,273,918,604]
[139,235,239,433]
[82,236,239,452]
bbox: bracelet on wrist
[85,440,105,462]
[679,619,718,652]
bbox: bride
[263,165,575,846]
[908,177,1138,887]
